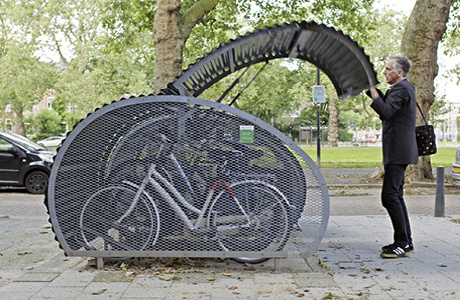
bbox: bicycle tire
[79,185,160,251]
[207,181,291,264]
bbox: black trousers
[382,164,412,247]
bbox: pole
[435,166,445,217]
[316,67,321,166]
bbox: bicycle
[79,134,294,264]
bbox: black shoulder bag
[415,102,437,156]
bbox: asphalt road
[0,188,48,220]
[1,184,458,221]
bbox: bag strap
[416,102,428,126]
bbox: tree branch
[179,0,219,42]
[50,31,68,68]
[361,95,372,119]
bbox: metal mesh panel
[48,96,329,259]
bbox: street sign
[313,85,326,103]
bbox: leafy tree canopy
[1,0,444,140]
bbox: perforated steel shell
[48,96,329,259]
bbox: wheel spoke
[79,185,159,251]
[208,182,290,259]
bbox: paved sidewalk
[2,212,460,299]
[320,214,460,300]
[1,169,459,299]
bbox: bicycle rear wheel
[79,185,160,251]
[208,181,290,264]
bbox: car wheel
[25,171,49,194]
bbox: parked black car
[0,131,55,194]
[452,146,460,181]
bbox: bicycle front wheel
[79,185,160,251]
[208,181,290,264]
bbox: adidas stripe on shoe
[382,243,414,255]
[380,245,407,258]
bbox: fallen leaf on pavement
[322,292,337,299]
[320,263,331,269]
[159,275,171,281]
[92,289,107,295]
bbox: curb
[327,182,459,189]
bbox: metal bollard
[435,166,445,217]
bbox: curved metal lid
[161,21,378,100]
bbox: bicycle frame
[117,152,252,232]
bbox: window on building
[5,119,12,131]
[47,97,54,109]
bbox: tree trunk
[12,111,26,136]
[327,96,339,147]
[152,0,219,93]
[401,0,452,181]
[153,0,184,93]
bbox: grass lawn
[300,145,457,168]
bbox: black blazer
[369,79,419,165]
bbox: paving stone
[14,272,60,282]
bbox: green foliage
[457,116,460,140]
[296,104,329,128]
[0,39,57,132]
[310,0,375,42]
[184,0,243,66]
[62,110,86,132]
[242,0,375,43]
[34,109,63,136]
[430,93,450,125]
[235,62,304,122]
[101,0,157,40]
[24,115,35,136]
[364,8,407,82]
[338,131,353,142]
[57,48,152,114]
[99,0,157,86]
[302,145,456,168]
[442,0,460,55]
